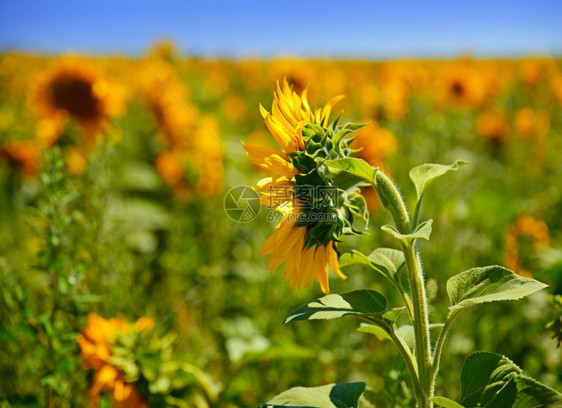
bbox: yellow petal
[329,242,347,280]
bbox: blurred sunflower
[514,108,550,139]
[30,59,127,146]
[0,140,41,178]
[140,59,196,145]
[380,63,411,120]
[243,79,349,294]
[550,74,562,104]
[437,61,487,109]
[145,39,180,62]
[504,215,549,277]
[190,115,224,196]
[476,109,509,141]
[268,59,314,95]
[520,58,543,88]
[141,60,224,198]
[221,94,248,124]
[77,314,154,407]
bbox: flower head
[141,61,224,199]
[77,314,153,407]
[504,215,549,278]
[30,59,127,145]
[0,140,41,178]
[244,79,368,294]
[476,109,509,141]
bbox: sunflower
[259,204,346,294]
[139,59,196,145]
[476,109,509,141]
[436,61,487,109]
[30,59,127,146]
[0,140,41,178]
[268,59,314,95]
[514,108,550,139]
[77,314,153,407]
[141,60,224,199]
[243,79,358,294]
[504,215,549,278]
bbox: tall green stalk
[374,171,433,408]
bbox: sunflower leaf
[446,266,548,311]
[340,248,405,285]
[458,352,562,408]
[258,382,367,408]
[409,160,470,200]
[381,219,433,244]
[323,158,377,184]
[284,289,387,323]
[357,323,392,341]
[431,396,465,408]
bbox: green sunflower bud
[288,119,369,248]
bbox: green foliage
[457,352,562,408]
[431,396,464,408]
[258,382,367,408]
[446,266,548,311]
[323,157,378,184]
[340,248,405,283]
[381,219,433,244]
[360,323,443,350]
[1,55,561,407]
[409,161,470,201]
[285,290,388,323]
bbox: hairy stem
[374,172,410,232]
[403,243,433,407]
[430,309,460,384]
[374,170,433,408]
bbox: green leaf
[446,266,548,311]
[324,158,377,184]
[381,307,405,322]
[394,323,444,350]
[381,219,433,244]
[356,308,405,340]
[357,323,391,341]
[458,352,562,408]
[340,248,405,282]
[409,160,469,200]
[285,290,387,323]
[258,382,367,408]
[512,375,562,407]
[431,396,464,408]
[358,321,442,350]
[460,352,522,407]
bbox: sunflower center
[451,80,465,98]
[52,77,100,120]
[286,75,306,94]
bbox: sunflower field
[0,42,561,407]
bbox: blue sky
[1,1,561,58]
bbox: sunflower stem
[403,242,433,408]
[430,309,460,386]
[373,171,433,408]
[386,323,423,397]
